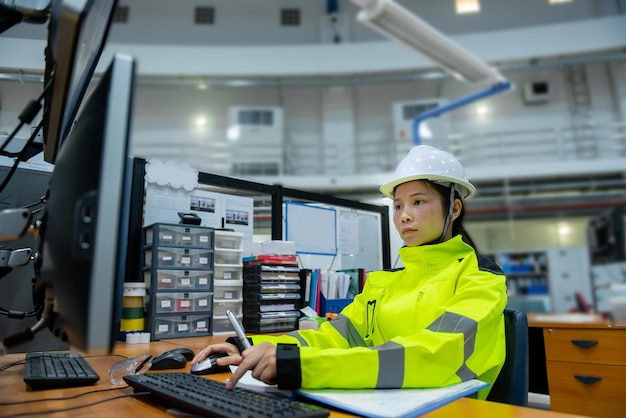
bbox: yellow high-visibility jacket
[251,235,507,399]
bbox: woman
[192,145,507,400]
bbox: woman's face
[392,180,459,246]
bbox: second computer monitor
[38,54,136,354]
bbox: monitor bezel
[43,0,117,164]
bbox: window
[281,8,300,26]
[402,103,438,121]
[195,6,215,25]
[112,5,129,23]
[237,110,274,126]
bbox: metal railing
[278,121,626,178]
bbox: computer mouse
[150,352,188,370]
[190,354,230,375]
[164,347,195,362]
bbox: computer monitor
[42,0,118,164]
[37,54,135,354]
[587,207,625,265]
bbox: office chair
[486,308,529,407]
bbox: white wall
[2,57,624,182]
[466,217,590,254]
[0,81,42,137]
[321,86,356,175]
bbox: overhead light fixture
[194,116,208,129]
[456,0,481,14]
[549,0,572,4]
[475,104,489,115]
[558,223,571,236]
[227,125,241,141]
[419,122,432,139]
[350,0,503,84]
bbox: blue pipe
[412,81,512,145]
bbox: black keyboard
[124,372,329,418]
[23,352,100,389]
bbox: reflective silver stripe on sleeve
[427,312,478,380]
[286,331,309,347]
[329,314,368,347]
[373,341,405,388]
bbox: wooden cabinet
[543,324,626,417]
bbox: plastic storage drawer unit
[153,292,214,314]
[151,313,212,339]
[214,249,243,266]
[214,264,243,281]
[214,231,243,251]
[214,279,243,300]
[144,223,214,248]
[213,299,243,317]
[145,247,213,270]
[145,269,213,291]
[212,313,241,335]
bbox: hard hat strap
[438,186,456,243]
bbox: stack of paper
[295,380,488,418]
[231,365,488,418]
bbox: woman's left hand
[225,342,277,390]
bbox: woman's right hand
[190,342,242,366]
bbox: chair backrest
[486,308,529,406]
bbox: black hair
[429,181,478,251]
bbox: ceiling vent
[112,5,129,23]
[281,8,300,26]
[195,6,215,25]
[523,81,551,104]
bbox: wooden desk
[528,314,626,418]
[0,336,585,417]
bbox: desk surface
[528,313,626,329]
[0,336,587,417]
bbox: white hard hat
[379,145,476,199]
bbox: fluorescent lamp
[549,0,572,3]
[456,0,481,14]
[475,104,489,115]
[195,116,207,128]
[351,0,503,84]
[227,125,241,141]
[420,122,432,139]
[558,223,571,236]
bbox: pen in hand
[226,309,251,350]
